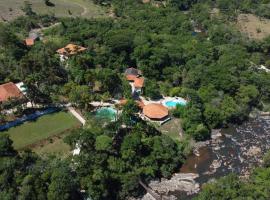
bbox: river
[177,115,270,199]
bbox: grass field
[0,0,107,22]
[33,133,71,156]
[158,118,182,141]
[237,14,270,40]
[3,111,80,150]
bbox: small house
[56,44,87,62]
[0,82,25,104]
[142,103,169,123]
[124,67,144,95]
[25,32,40,46]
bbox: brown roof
[0,82,24,102]
[126,74,137,81]
[118,99,145,109]
[56,44,87,56]
[134,77,144,88]
[119,99,128,105]
[25,38,35,46]
[143,103,168,119]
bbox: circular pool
[95,107,117,121]
[164,98,187,108]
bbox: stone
[148,173,200,196]
[211,129,222,140]
[245,146,261,157]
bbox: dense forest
[1,0,270,199]
[1,0,270,139]
[0,115,186,199]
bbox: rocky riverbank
[140,115,270,200]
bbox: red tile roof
[126,74,137,81]
[56,44,87,56]
[0,82,24,103]
[119,99,128,105]
[143,103,168,119]
[134,77,144,88]
[25,38,35,46]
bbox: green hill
[0,0,107,22]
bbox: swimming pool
[95,107,117,121]
[164,99,187,108]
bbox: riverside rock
[245,146,261,157]
[148,173,199,196]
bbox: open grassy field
[33,132,72,157]
[0,0,107,22]
[237,14,270,40]
[3,111,80,150]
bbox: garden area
[2,111,80,150]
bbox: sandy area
[237,14,270,40]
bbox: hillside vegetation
[0,0,270,199]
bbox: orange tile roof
[0,82,24,102]
[118,99,145,109]
[126,74,137,81]
[25,38,35,46]
[119,99,128,105]
[134,77,144,88]
[56,44,87,56]
[143,103,168,119]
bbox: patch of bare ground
[237,13,270,40]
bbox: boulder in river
[149,173,200,195]
[245,146,261,157]
[211,129,222,140]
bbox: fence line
[0,107,59,131]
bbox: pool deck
[90,101,118,107]
[88,96,187,124]
[161,96,187,108]
[140,96,187,107]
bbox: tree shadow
[45,0,55,7]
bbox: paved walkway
[67,107,86,125]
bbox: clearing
[33,132,72,157]
[237,14,270,40]
[0,0,107,22]
[3,111,80,150]
[158,118,182,141]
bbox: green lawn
[0,0,107,22]
[33,134,71,157]
[3,111,80,149]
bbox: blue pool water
[95,107,117,121]
[165,99,187,107]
